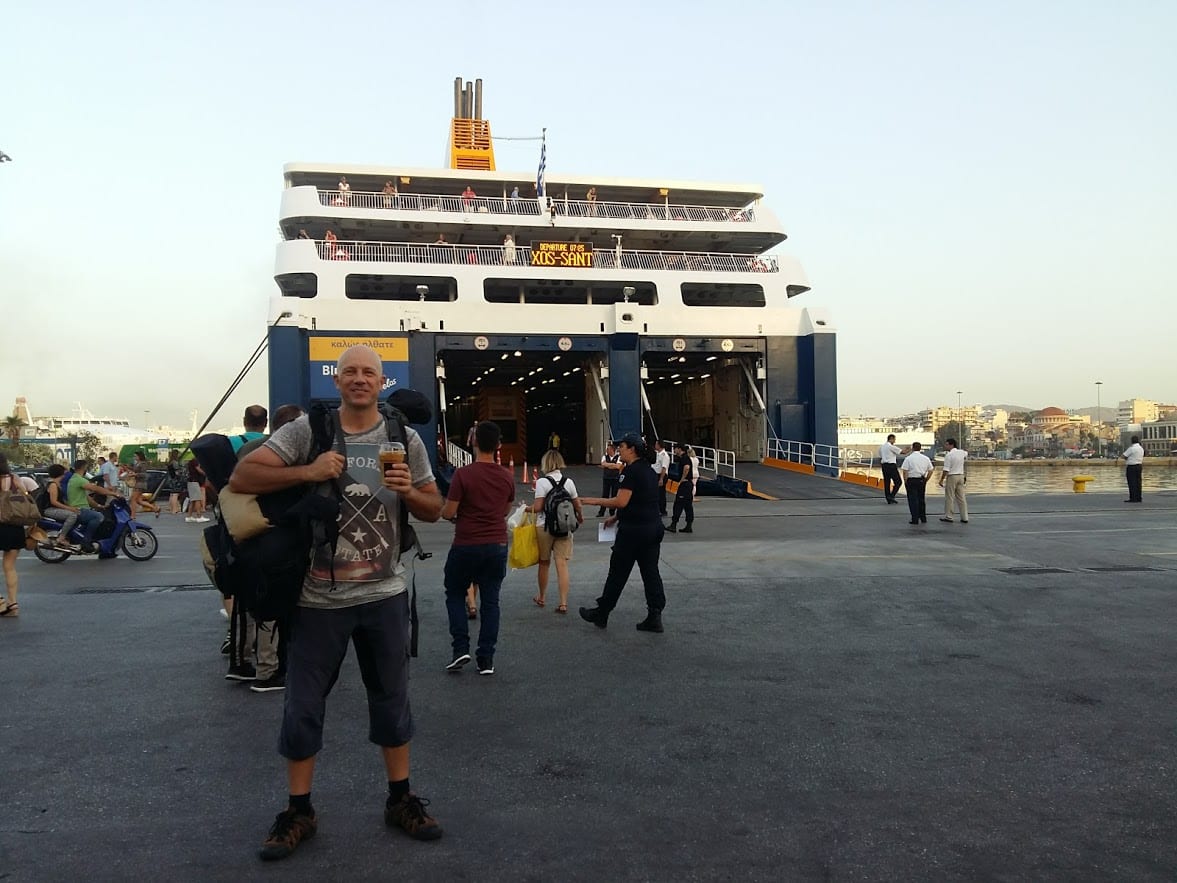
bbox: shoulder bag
[0,476,41,526]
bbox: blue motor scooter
[33,497,158,563]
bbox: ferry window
[483,279,656,305]
[276,273,318,299]
[680,283,766,307]
[346,275,456,302]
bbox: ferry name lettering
[529,248,594,268]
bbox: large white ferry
[267,78,837,470]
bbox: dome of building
[1039,406,1067,416]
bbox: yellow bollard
[1072,475,1095,493]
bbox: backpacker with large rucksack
[195,391,433,634]
[540,473,578,538]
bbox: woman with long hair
[0,454,29,617]
[530,449,583,614]
[577,433,666,633]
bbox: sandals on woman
[556,604,568,614]
[532,596,545,608]
[467,606,478,620]
[0,602,20,617]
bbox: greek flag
[536,135,546,198]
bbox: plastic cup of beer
[379,442,406,474]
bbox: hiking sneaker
[250,674,285,693]
[476,656,494,676]
[384,792,443,841]
[445,652,471,673]
[225,663,256,681]
[259,805,317,861]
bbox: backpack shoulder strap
[554,474,567,491]
[380,403,428,562]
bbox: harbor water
[854,461,1176,495]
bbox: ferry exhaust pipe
[465,80,473,119]
[453,77,462,118]
[475,78,483,120]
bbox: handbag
[0,478,40,526]
[508,511,540,569]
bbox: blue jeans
[76,509,104,544]
[443,543,507,659]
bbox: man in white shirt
[1121,435,1144,503]
[899,442,933,525]
[653,440,671,516]
[99,452,121,493]
[879,434,904,504]
[938,438,969,523]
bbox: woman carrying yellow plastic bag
[508,509,540,569]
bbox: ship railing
[767,438,814,466]
[663,441,737,479]
[316,189,757,223]
[766,438,872,479]
[446,441,472,469]
[313,240,779,274]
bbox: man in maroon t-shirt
[439,420,516,676]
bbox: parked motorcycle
[34,497,159,564]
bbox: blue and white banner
[536,131,546,198]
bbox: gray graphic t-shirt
[265,414,435,609]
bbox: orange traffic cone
[521,460,527,484]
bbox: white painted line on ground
[1018,527,1177,534]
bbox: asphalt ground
[2,480,1175,881]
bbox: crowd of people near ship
[0,344,1154,863]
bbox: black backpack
[541,474,578,537]
[199,394,433,652]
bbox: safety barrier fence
[317,189,757,223]
[765,438,877,479]
[446,441,472,469]
[313,240,779,274]
[662,440,737,479]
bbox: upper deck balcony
[281,187,785,254]
[281,164,788,253]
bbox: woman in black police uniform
[577,433,666,633]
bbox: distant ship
[10,398,196,453]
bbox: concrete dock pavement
[2,490,1176,880]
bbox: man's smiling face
[334,346,384,409]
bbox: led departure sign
[529,241,594,268]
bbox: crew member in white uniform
[879,434,904,504]
[938,438,969,523]
[1121,435,1144,503]
[899,442,933,525]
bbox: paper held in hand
[598,523,617,543]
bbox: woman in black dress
[577,433,666,633]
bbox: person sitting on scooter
[42,465,83,552]
[63,459,121,550]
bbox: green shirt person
[62,460,120,547]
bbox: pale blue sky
[2,1,1174,429]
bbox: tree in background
[3,415,27,449]
[76,431,104,466]
[935,421,966,448]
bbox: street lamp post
[956,390,964,449]
[1095,381,1102,457]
